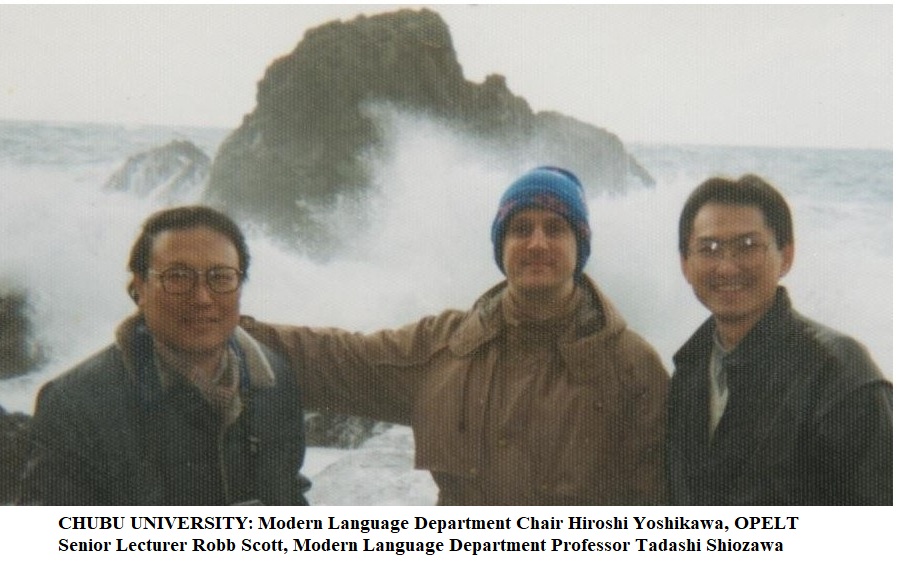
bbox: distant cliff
[205,8,653,253]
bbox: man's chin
[171,337,230,359]
[709,303,758,325]
[513,279,554,293]
[512,279,570,299]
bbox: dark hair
[128,205,250,286]
[678,174,794,258]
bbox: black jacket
[667,287,892,505]
[18,323,308,506]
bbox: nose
[190,278,215,304]
[713,253,743,274]
[526,226,548,249]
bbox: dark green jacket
[18,322,308,506]
[667,287,892,505]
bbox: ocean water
[0,118,892,504]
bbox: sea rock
[105,139,210,202]
[0,290,42,379]
[206,8,654,254]
[0,407,30,504]
[304,410,388,449]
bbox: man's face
[502,208,578,300]
[681,203,793,343]
[132,226,242,361]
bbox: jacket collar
[674,286,794,369]
[114,313,275,395]
[449,274,627,358]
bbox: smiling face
[131,226,242,365]
[502,207,578,303]
[681,203,794,348]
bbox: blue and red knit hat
[491,166,591,276]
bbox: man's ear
[779,242,795,278]
[128,274,142,305]
[680,253,692,284]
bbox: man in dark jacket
[668,174,892,505]
[17,206,308,505]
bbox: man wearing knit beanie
[489,166,592,318]
[246,166,669,505]
[492,166,592,276]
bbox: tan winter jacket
[242,275,668,505]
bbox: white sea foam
[0,119,893,420]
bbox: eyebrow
[155,262,237,270]
[694,232,760,242]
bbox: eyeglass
[689,235,770,266]
[148,267,243,294]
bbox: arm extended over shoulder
[240,312,466,425]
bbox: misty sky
[0,4,892,149]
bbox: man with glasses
[668,174,892,505]
[18,206,308,505]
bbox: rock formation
[0,406,30,504]
[0,290,41,380]
[304,411,388,449]
[105,139,210,202]
[205,8,654,254]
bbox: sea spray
[0,120,892,416]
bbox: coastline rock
[0,407,30,504]
[206,8,654,253]
[105,139,210,202]
[0,290,42,379]
[304,411,388,449]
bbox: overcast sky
[0,4,892,149]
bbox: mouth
[522,257,554,268]
[708,276,751,295]
[521,264,556,276]
[183,316,220,326]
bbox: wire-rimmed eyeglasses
[688,235,771,266]
[148,267,243,294]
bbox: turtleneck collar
[501,284,582,329]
